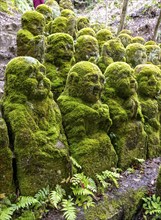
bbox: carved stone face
[135,64,161,98]
[6,57,50,100]
[21,11,45,36]
[146,45,161,65]
[105,62,137,99]
[66,61,104,103]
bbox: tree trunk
[153,9,161,42]
[117,0,129,35]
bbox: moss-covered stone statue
[76,16,90,31]
[119,29,132,36]
[76,27,96,38]
[0,105,14,195]
[36,4,53,36]
[47,16,68,35]
[97,38,126,73]
[118,33,132,48]
[61,9,77,39]
[58,61,118,177]
[132,36,145,44]
[145,45,161,65]
[17,11,45,63]
[2,57,70,195]
[45,0,61,18]
[44,33,74,99]
[59,0,74,11]
[102,62,147,169]
[126,43,147,68]
[74,35,99,63]
[135,64,161,158]
[96,29,113,52]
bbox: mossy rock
[47,16,68,34]
[58,61,118,177]
[126,43,147,68]
[119,29,132,36]
[3,56,70,195]
[61,8,75,17]
[85,188,146,220]
[74,35,99,63]
[145,40,157,46]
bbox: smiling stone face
[65,61,104,103]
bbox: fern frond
[16,196,39,209]
[61,199,76,220]
[0,207,16,220]
[70,157,82,169]
[34,185,50,202]
[49,185,65,209]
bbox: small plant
[142,194,161,219]
[96,169,120,194]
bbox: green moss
[85,188,146,219]
[126,43,147,68]
[59,0,74,11]
[0,118,14,195]
[61,8,75,17]
[58,61,118,177]
[77,27,96,38]
[44,33,74,99]
[3,57,70,195]
[118,33,132,48]
[135,64,161,158]
[145,45,161,65]
[48,16,68,34]
[0,0,9,13]
[132,36,145,44]
[119,29,132,35]
[96,29,113,52]
[77,16,90,31]
[74,35,99,63]
[45,0,61,18]
[145,40,157,46]
[97,38,126,73]
[156,165,161,197]
[102,62,147,169]
[36,4,53,23]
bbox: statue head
[5,57,51,101]
[48,16,68,34]
[135,64,161,98]
[145,45,161,65]
[36,4,53,23]
[74,35,99,62]
[104,62,137,99]
[126,43,147,68]
[21,11,45,36]
[64,61,105,103]
[45,33,74,64]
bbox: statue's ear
[67,72,79,85]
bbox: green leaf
[61,199,76,220]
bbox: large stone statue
[135,64,161,157]
[44,33,74,99]
[102,62,147,169]
[2,57,70,195]
[0,105,14,195]
[145,45,161,65]
[17,11,45,63]
[58,61,118,178]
